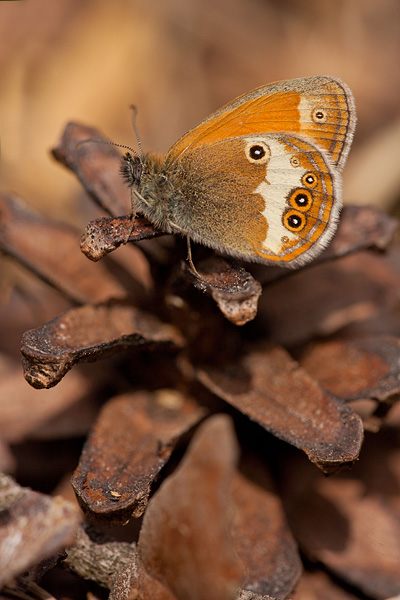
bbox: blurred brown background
[1,0,399,220]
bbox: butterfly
[121,76,356,269]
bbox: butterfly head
[121,151,143,189]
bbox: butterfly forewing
[166,76,356,171]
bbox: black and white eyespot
[288,188,313,212]
[312,108,327,123]
[290,156,301,168]
[283,209,306,232]
[245,140,270,164]
[302,172,318,188]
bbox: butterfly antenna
[129,105,144,159]
[77,138,142,160]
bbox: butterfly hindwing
[171,132,340,267]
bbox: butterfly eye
[312,108,327,123]
[283,210,306,232]
[245,141,270,164]
[302,172,318,188]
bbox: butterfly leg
[167,219,201,278]
[124,188,137,244]
[185,233,202,278]
[124,188,151,244]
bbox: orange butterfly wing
[166,76,356,171]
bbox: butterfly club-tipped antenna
[119,105,146,191]
[76,136,140,159]
[129,104,144,160]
